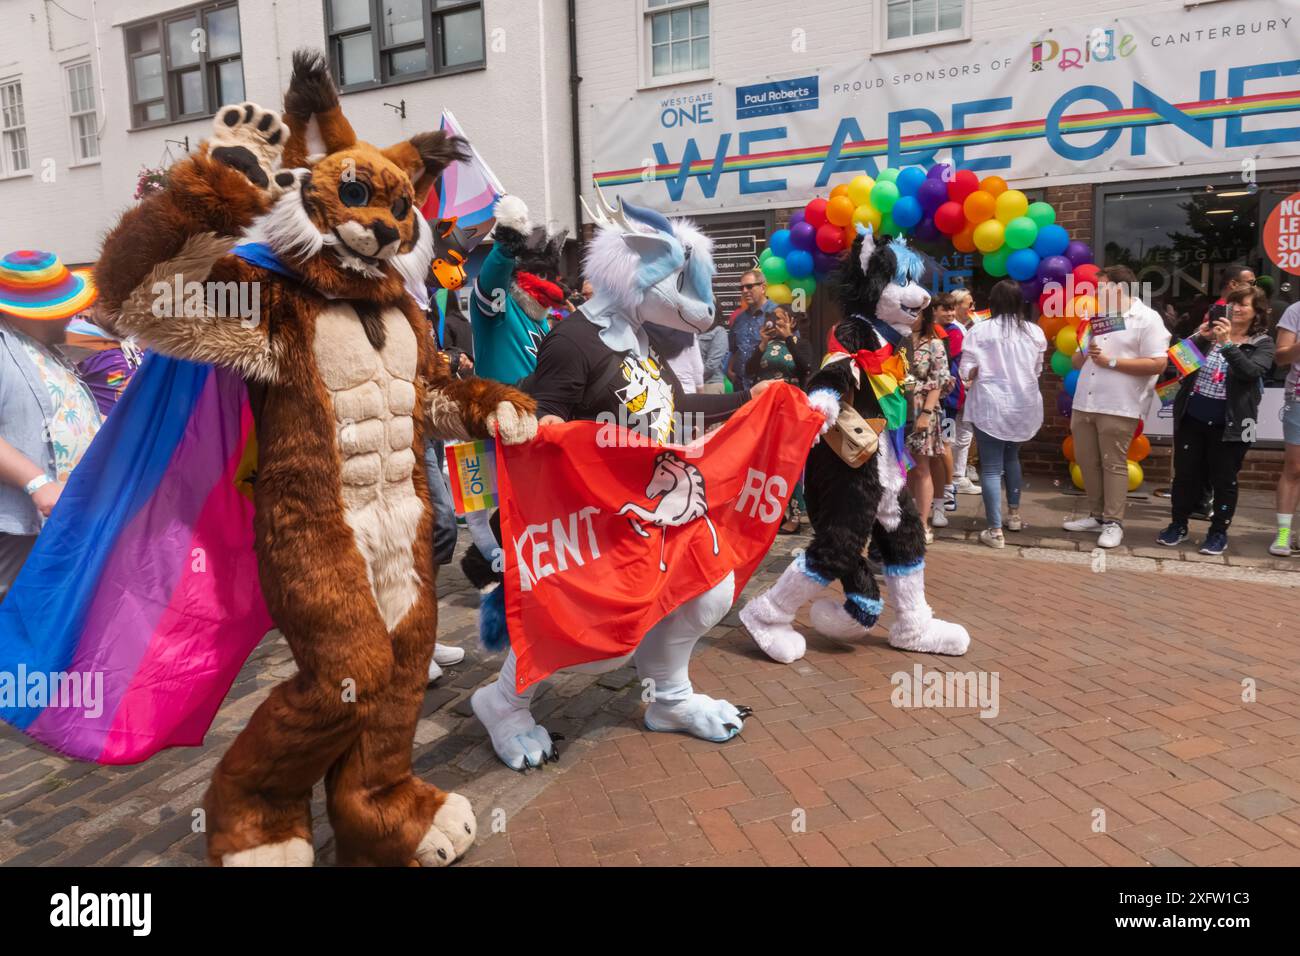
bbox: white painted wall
[0,0,577,265]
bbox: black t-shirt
[522,311,747,444]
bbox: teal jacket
[469,243,550,385]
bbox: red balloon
[1073,263,1102,284]
[1134,419,1144,439]
[934,201,965,235]
[805,198,829,229]
[947,169,980,204]
[816,222,847,254]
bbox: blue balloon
[891,196,923,230]
[896,166,927,197]
[785,248,814,279]
[1064,369,1080,397]
[1007,248,1041,282]
[769,228,793,259]
[1032,224,1070,258]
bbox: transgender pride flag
[0,354,272,764]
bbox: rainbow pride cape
[0,354,271,764]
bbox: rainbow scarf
[0,355,271,764]
[825,317,913,474]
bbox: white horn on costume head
[857,223,877,271]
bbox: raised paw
[486,400,538,446]
[889,618,971,656]
[644,693,751,742]
[415,793,477,867]
[210,102,291,196]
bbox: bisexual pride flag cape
[0,354,272,764]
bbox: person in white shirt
[1272,300,1300,556]
[949,287,981,495]
[958,279,1047,549]
[1064,265,1171,548]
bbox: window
[125,2,244,128]
[65,61,100,162]
[646,0,709,80]
[325,0,485,91]
[883,0,968,48]
[0,79,28,175]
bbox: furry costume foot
[644,694,752,741]
[470,679,556,771]
[810,599,868,639]
[739,555,827,663]
[221,837,314,867]
[415,793,477,866]
[885,563,970,656]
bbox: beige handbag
[825,402,885,469]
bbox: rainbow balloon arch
[759,163,1151,491]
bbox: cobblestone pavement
[2,535,1298,867]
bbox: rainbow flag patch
[1168,338,1205,378]
[448,439,498,514]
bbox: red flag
[497,382,823,691]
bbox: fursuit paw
[809,598,872,640]
[739,594,807,664]
[806,388,841,436]
[221,837,314,867]
[889,617,970,656]
[486,400,538,446]
[644,694,753,742]
[210,102,293,197]
[415,793,477,867]
[470,682,556,771]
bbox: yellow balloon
[995,189,1029,224]
[973,219,1005,254]
[852,203,882,231]
[847,175,875,207]
[1127,460,1144,492]
[1055,325,1079,355]
[1070,462,1085,490]
[768,282,793,305]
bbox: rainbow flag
[0,355,272,764]
[1155,377,1182,406]
[447,439,499,515]
[1168,338,1205,378]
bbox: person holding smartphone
[1157,287,1275,555]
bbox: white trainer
[953,476,982,495]
[434,644,466,667]
[1063,515,1103,532]
[931,507,949,528]
[1097,523,1124,549]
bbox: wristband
[25,474,52,496]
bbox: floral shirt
[19,337,103,481]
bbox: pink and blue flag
[0,354,272,764]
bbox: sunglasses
[740,282,764,291]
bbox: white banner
[591,2,1300,213]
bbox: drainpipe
[567,0,584,253]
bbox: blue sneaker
[1156,523,1187,547]
[1199,531,1228,555]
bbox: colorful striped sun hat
[0,250,97,321]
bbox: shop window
[645,0,709,82]
[0,79,28,176]
[325,0,485,91]
[882,0,969,50]
[66,61,100,163]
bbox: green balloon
[1050,350,1073,377]
[1004,216,1039,250]
[1027,201,1056,229]
[879,211,898,236]
[871,180,900,213]
[983,248,1010,277]
[788,275,817,296]
[761,256,789,285]
[877,168,900,184]
[759,247,774,263]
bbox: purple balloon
[1065,240,1093,267]
[813,250,843,275]
[1056,390,1073,418]
[927,163,951,180]
[1037,255,1073,285]
[789,209,806,227]
[917,178,948,214]
[1019,278,1043,301]
[913,217,941,243]
[790,220,817,252]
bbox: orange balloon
[952,225,977,253]
[827,194,856,227]
[830,184,851,199]
[843,224,857,247]
[1039,314,1067,339]
[963,190,997,224]
[1063,435,1076,463]
[981,175,1008,197]
[1128,435,1151,461]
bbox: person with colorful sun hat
[0,250,103,601]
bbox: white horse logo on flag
[618,451,720,572]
